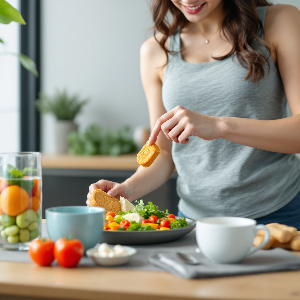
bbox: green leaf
[0,38,4,43]
[7,179,34,195]
[36,89,88,120]
[21,167,37,177]
[18,54,38,77]
[0,0,26,25]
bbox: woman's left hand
[148,105,222,145]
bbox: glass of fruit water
[0,152,42,250]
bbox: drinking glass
[0,152,42,250]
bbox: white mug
[196,217,270,264]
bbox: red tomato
[31,179,41,197]
[160,220,171,228]
[29,239,55,266]
[54,238,84,268]
[120,220,130,230]
[142,220,152,225]
[148,215,159,223]
[167,214,176,219]
[105,212,116,218]
[159,218,165,222]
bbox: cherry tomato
[142,220,152,225]
[167,214,176,219]
[54,238,84,268]
[148,215,158,223]
[159,218,165,222]
[29,239,55,266]
[120,220,130,230]
[160,220,171,228]
[105,212,116,218]
[31,179,41,197]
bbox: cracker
[290,235,300,251]
[137,142,160,168]
[265,224,292,243]
[90,189,121,214]
[253,235,275,250]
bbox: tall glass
[0,152,42,250]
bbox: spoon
[176,252,201,265]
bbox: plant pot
[55,120,78,153]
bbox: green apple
[7,234,19,243]
[30,229,39,240]
[4,225,19,236]
[1,230,8,239]
[28,221,38,231]
[1,214,16,227]
[16,209,38,229]
[19,229,30,243]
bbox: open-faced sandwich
[90,189,188,231]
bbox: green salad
[104,200,188,232]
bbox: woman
[87,0,300,229]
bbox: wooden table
[0,250,300,300]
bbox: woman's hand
[148,105,223,145]
[86,180,132,206]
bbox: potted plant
[0,0,38,76]
[36,89,89,153]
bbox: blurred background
[0,0,299,216]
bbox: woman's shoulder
[264,4,300,50]
[140,33,168,68]
[265,3,299,21]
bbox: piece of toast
[137,142,160,167]
[90,189,121,214]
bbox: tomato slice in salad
[148,215,159,223]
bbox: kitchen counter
[42,153,140,171]
[0,251,300,300]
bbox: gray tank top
[162,6,300,220]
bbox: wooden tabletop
[42,153,139,171]
[0,249,300,300]
[0,257,299,300]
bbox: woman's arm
[122,36,174,201]
[220,5,300,154]
[116,38,174,200]
[150,5,300,154]
[88,36,174,203]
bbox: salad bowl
[100,217,196,245]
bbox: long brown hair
[151,0,272,82]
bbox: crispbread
[137,142,160,167]
[90,189,121,214]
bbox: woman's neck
[186,2,225,35]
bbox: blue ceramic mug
[46,206,105,250]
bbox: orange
[28,196,40,212]
[1,185,29,216]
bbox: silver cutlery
[176,252,201,265]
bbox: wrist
[216,117,232,139]
[121,178,136,202]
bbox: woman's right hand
[86,180,131,206]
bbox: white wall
[41,0,153,153]
[0,0,20,152]
[40,0,300,153]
